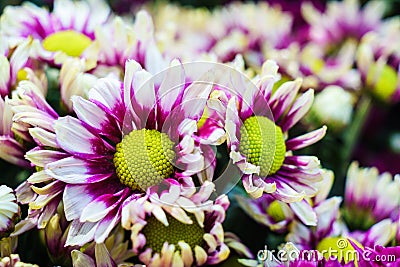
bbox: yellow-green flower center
[317,237,362,266]
[113,129,176,191]
[239,116,286,176]
[367,63,398,102]
[42,30,92,57]
[142,214,205,253]
[342,205,376,231]
[266,200,286,222]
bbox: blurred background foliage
[1,0,400,16]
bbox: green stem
[340,95,372,177]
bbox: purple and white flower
[122,180,230,266]
[343,162,400,247]
[86,11,166,77]
[1,0,111,61]
[356,22,400,103]
[224,60,326,203]
[37,59,215,246]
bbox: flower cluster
[0,0,399,266]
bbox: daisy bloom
[0,186,20,238]
[265,39,361,92]
[151,4,215,62]
[41,59,214,246]
[306,85,355,131]
[210,2,293,64]
[7,80,63,235]
[1,0,111,61]
[86,11,166,77]
[286,195,345,251]
[301,0,386,49]
[0,36,48,167]
[343,162,400,232]
[356,23,400,103]
[0,37,35,98]
[224,60,326,202]
[236,168,334,232]
[343,162,400,247]
[122,180,230,266]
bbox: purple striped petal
[157,60,185,125]
[225,97,241,149]
[0,136,29,167]
[72,96,121,143]
[279,89,314,132]
[272,180,307,203]
[55,116,114,159]
[94,207,121,243]
[63,180,123,221]
[273,173,319,197]
[9,38,32,85]
[25,147,67,167]
[66,220,97,246]
[124,61,156,129]
[285,126,327,151]
[89,78,125,125]
[80,188,129,223]
[314,197,342,240]
[1,97,13,135]
[45,156,114,184]
[269,79,302,120]
[181,82,213,121]
[29,127,59,148]
[16,80,58,119]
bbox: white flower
[308,85,354,130]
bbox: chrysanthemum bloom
[85,11,167,77]
[306,85,355,131]
[224,60,326,203]
[236,194,295,233]
[210,2,293,64]
[58,11,164,111]
[265,0,383,92]
[40,59,214,246]
[151,4,215,62]
[7,81,64,235]
[265,38,361,92]
[236,169,334,232]
[0,186,20,239]
[1,0,111,60]
[0,37,39,98]
[356,25,400,103]
[152,2,292,65]
[301,0,386,49]
[343,162,400,247]
[286,195,345,250]
[122,180,230,266]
